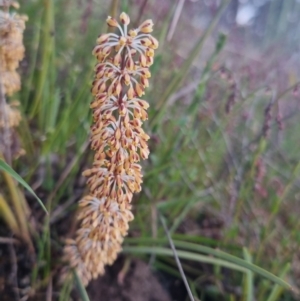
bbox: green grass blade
[124,238,292,290]
[73,271,91,301]
[160,214,195,301]
[173,242,290,289]
[0,159,48,214]
[123,246,248,272]
[243,248,254,301]
[266,263,291,301]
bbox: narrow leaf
[0,160,48,214]
[73,271,91,301]
[124,238,292,290]
[243,248,254,301]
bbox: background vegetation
[1,0,300,300]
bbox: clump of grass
[63,12,158,286]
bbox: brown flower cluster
[0,2,27,96]
[0,2,26,160]
[63,12,158,286]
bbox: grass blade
[0,159,48,214]
[124,238,292,290]
[160,214,195,301]
[73,270,91,301]
[0,194,20,235]
[243,248,254,301]
[266,263,291,301]
[123,246,248,272]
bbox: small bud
[126,56,134,70]
[115,129,121,141]
[119,103,127,116]
[140,38,151,47]
[107,16,118,27]
[149,36,159,49]
[127,86,134,99]
[124,73,131,86]
[146,56,154,66]
[129,29,137,37]
[125,128,133,138]
[120,12,130,25]
[97,34,110,44]
[105,68,114,78]
[146,48,154,57]
[138,19,154,33]
[102,46,111,56]
[115,82,122,96]
[99,82,107,93]
[139,54,147,67]
[140,109,148,121]
[141,148,149,160]
[134,108,141,119]
[96,93,107,103]
[135,83,144,97]
[92,45,102,56]
[140,77,149,88]
[114,52,121,66]
[137,100,149,110]
[90,99,100,109]
[119,36,127,46]
[140,69,151,78]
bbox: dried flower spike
[63,12,158,286]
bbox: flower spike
[63,12,158,286]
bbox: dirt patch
[87,258,172,301]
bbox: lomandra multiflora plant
[63,12,158,286]
[0,1,26,160]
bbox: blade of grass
[242,248,254,301]
[0,193,20,235]
[59,275,73,301]
[0,159,48,214]
[22,11,42,110]
[74,270,91,301]
[160,214,195,301]
[266,263,291,301]
[31,217,50,285]
[124,238,292,290]
[30,0,54,121]
[2,171,33,248]
[123,246,248,273]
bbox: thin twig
[0,237,20,244]
[8,240,20,301]
[167,0,186,41]
[46,276,53,301]
[159,214,196,301]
